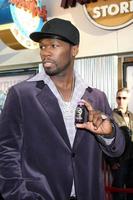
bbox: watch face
[101,114,108,120]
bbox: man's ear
[72,45,79,57]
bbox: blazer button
[112,146,116,151]
[71,152,76,157]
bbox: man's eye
[52,44,59,48]
[40,46,45,50]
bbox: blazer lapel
[36,82,71,149]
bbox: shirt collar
[28,68,88,89]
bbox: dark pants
[111,159,133,200]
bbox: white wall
[126,66,133,112]
[45,0,133,58]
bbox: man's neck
[51,73,75,102]
[118,107,128,114]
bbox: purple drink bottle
[75,101,86,123]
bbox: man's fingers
[92,115,103,129]
[81,99,93,111]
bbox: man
[0,18,125,200]
[108,88,133,200]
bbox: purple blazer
[0,80,125,200]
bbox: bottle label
[75,104,85,123]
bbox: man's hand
[75,99,113,135]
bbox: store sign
[9,0,47,49]
[61,0,133,30]
[61,0,97,8]
[84,0,133,30]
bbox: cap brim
[30,32,76,45]
[30,32,51,42]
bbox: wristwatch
[101,114,108,120]
[101,114,115,138]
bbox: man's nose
[41,47,53,58]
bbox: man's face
[116,91,129,110]
[39,38,78,76]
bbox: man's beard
[44,62,71,77]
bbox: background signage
[84,0,133,30]
[0,0,47,49]
[0,0,13,24]
[61,0,133,30]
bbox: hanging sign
[61,0,133,30]
[0,0,13,25]
[84,0,133,30]
[61,0,97,8]
[0,0,47,49]
[9,0,47,49]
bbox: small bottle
[75,101,85,124]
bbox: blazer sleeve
[95,91,125,158]
[0,87,44,200]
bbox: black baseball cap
[30,18,80,45]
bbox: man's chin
[45,69,57,76]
